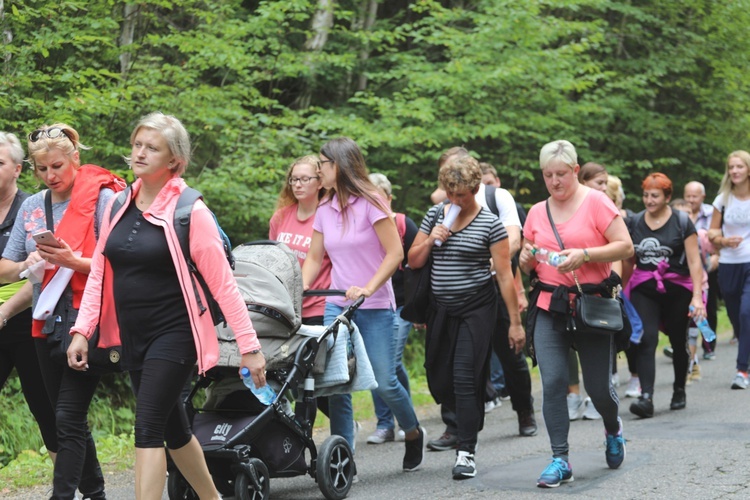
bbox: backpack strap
[109,186,132,224]
[485,184,499,217]
[174,187,202,272]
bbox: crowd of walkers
[1,117,748,497]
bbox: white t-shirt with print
[712,193,750,264]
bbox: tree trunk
[295,0,335,109]
[1,0,12,67]
[356,0,378,92]
[119,3,138,77]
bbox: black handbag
[48,326,122,375]
[545,201,630,347]
[400,203,445,324]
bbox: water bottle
[532,248,566,267]
[689,306,716,343]
[240,367,276,406]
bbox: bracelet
[0,310,7,327]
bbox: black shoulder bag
[545,201,628,344]
[400,203,445,324]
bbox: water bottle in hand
[532,248,566,267]
[689,306,716,343]
[240,367,276,406]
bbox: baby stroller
[167,241,365,500]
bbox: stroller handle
[303,289,347,297]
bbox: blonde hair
[719,150,750,206]
[606,175,624,208]
[276,155,324,211]
[27,123,88,176]
[438,154,482,193]
[368,172,392,198]
[0,132,24,166]
[539,140,577,170]
[126,112,191,176]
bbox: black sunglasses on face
[28,127,74,143]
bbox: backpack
[110,186,234,326]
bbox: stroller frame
[168,296,364,500]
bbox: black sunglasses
[28,127,74,143]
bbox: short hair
[684,181,706,196]
[578,162,607,183]
[641,172,673,199]
[478,162,498,178]
[438,146,470,169]
[0,132,24,166]
[27,123,88,173]
[368,172,392,198]
[539,140,577,170]
[128,112,191,176]
[438,154,482,193]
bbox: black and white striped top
[419,204,507,306]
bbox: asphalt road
[7,335,749,499]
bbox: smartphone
[33,230,63,248]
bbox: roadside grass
[0,307,732,492]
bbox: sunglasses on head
[28,127,74,143]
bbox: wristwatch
[582,249,591,263]
[248,349,262,355]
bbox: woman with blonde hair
[708,151,750,389]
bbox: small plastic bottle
[689,306,716,343]
[240,367,276,406]
[532,248,566,267]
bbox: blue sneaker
[605,417,626,469]
[537,457,574,488]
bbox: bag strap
[485,185,499,217]
[44,190,54,231]
[545,200,586,294]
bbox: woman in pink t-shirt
[269,154,332,323]
[302,137,424,473]
[519,140,633,488]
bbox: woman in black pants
[626,173,705,417]
[409,153,523,480]
[0,131,57,464]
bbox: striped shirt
[419,205,507,306]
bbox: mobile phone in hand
[32,230,63,248]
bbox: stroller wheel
[167,469,199,499]
[235,458,270,500]
[316,435,354,500]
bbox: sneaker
[536,457,574,488]
[663,346,673,359]
[624,377,641,398]
[427,432,458,451]
[517,410,538,437]
[353,420,362,451]
[731,372,749,390]
[703,351,716,361]
[611,372,620,388]
[567,393,584,421]
[484,400,496,413]
[689,362,702,382]
[582,397,602,420]
[498,388,511,401]
[403,427,425,471]
[452,451,477,480]
[396,429,406,442]
[367,428,395,444]
[604,417,626,469]
[629,393,654,418]
[670,388,686,410]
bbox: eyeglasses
[316,159,334,169]
[28,127,74,143]
[288,176,320,185]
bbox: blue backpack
[110,186,234,326]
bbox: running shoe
[605,417,626,469]
[731,372,749,390]
[537,457,574,488]
[624,377,641,398]
[366,428,394,444]
[567,393,584,421]
[452,451,477,480]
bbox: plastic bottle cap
[240,367,250,377]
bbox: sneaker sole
[537,477,574,488]
[731,384,747,390]
[452,471,477,480]
[403,427,426,472]
[366,438,394,444]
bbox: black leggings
[444,323,481,454]
[629,280,692,396]
[130,358,194,449]
[0,339,57,452]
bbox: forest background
[1,0,749,479]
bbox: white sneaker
[452,451,477,479]
[366,428,394,444]
[396,429,406,441]
[611,373,620,388]
[582,397,602,420]
[567,393,584,421]
[731,372,749,390]
[624,377,641,398]
[484,400,496,413]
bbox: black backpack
[110,186,234,326]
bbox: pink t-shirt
[269,204,332,319]
[525,189,619,311]
[313,193,395,310]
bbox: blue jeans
[371,305,412,430]
[718,263,750,372]
[325,304,419,449]
[489,351,506,393]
